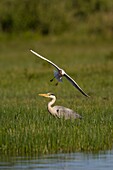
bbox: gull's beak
[38,93,49,97]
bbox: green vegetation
[0,0,113,156]
[0,33,113,156]
[0,0,113,37]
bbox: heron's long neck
[48,96,56,115]
[48,97,56,115]
[48,97,56,108]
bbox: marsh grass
[0,34,113,156]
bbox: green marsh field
[0,33,113,156]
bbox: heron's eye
[47,93,55,96]
[50,93,55,96]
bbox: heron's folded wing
[64,73,89,97]
[54,106,81,119]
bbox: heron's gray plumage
[53,106,82,119]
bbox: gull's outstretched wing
[64,73,89,97]
[30,50,60,70]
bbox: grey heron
[39,93,82,120]
[30,49,89,97]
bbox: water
[0,150,113,170]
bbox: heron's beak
[38,93,49,98]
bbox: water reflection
[0,150,113,170]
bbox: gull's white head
[60,69,65,75]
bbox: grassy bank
[0,34,113,156]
